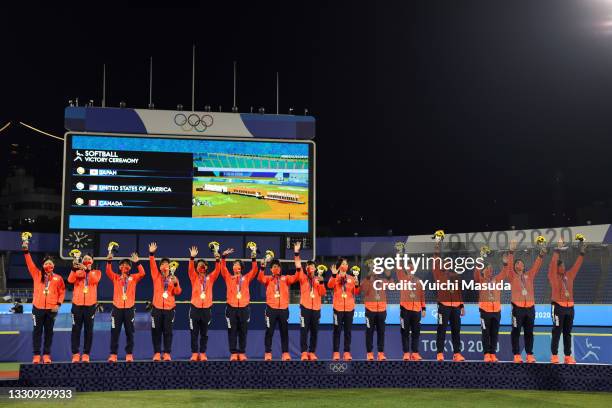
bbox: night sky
[1,1,612,236]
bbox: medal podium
[17,360,612,392]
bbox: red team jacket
[68,267,102,306]
[219,258,259,308]
[105,262,146,309]
[327,274,360,312]
[24,251,65,310]
[150,255,182,310]
[188,258,221,308]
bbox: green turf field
[0,389,610,408]
[0,362,19,372]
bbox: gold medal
[522,289,528,296]
[237,292,242,300]
[341,293,347,299]
[162,291,169,299]
[83,287,89,294]
[310,291,315,299]
[565,290,570,298]
[488,293,494,301]
[409,292,416,299]
[200,292,206,300]
[375,293,380,300]
[274,291,281,298]
[122,294,128,301]
[43,289,49,296]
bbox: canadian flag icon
[89,200,98,207]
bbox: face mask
[233,265,241,274]
[83,259,93,266]
[43,264,54,273]
[120,265,130,274]
[306,266,316,275]
[160,265,169,274]
[339,264,348,273]
[272,267,281,275]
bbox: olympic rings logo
[328,362,349,373]
[173,113,214,132]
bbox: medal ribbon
[237,275,243,296]
[275,276,280,293]
[84,270,89,288]
[519,273,527,295]
[341,276,347,295]
[44,273,51,292]
[200,274,207,295]
[561,274,569,297]
[163,275,169,293]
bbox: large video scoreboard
[61,132,315,261]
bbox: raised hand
[149,242,158,254]
[107,252,113,261]
[331,264,338,275]
[189,246,198,257]
[557,238,564,249]
[294,241,301,253]
[131,252,139,263]
[222,248,235,257]
[509,239,518,252]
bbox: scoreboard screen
[61,132,315,259]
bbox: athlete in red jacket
[187,245,225,361]
[328,258,360,361]
[22,238,65,364]
[507,240,545,363]
[473,249,511,363]
[549,238,585,364]
[433,242,465,362]
[294,241,327,361]
[106,251,145,362]
[258,252,299,361]
[68,253,101,363]
[219,248,259,361]
[397,263,426,361]
[149,242,182,362]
